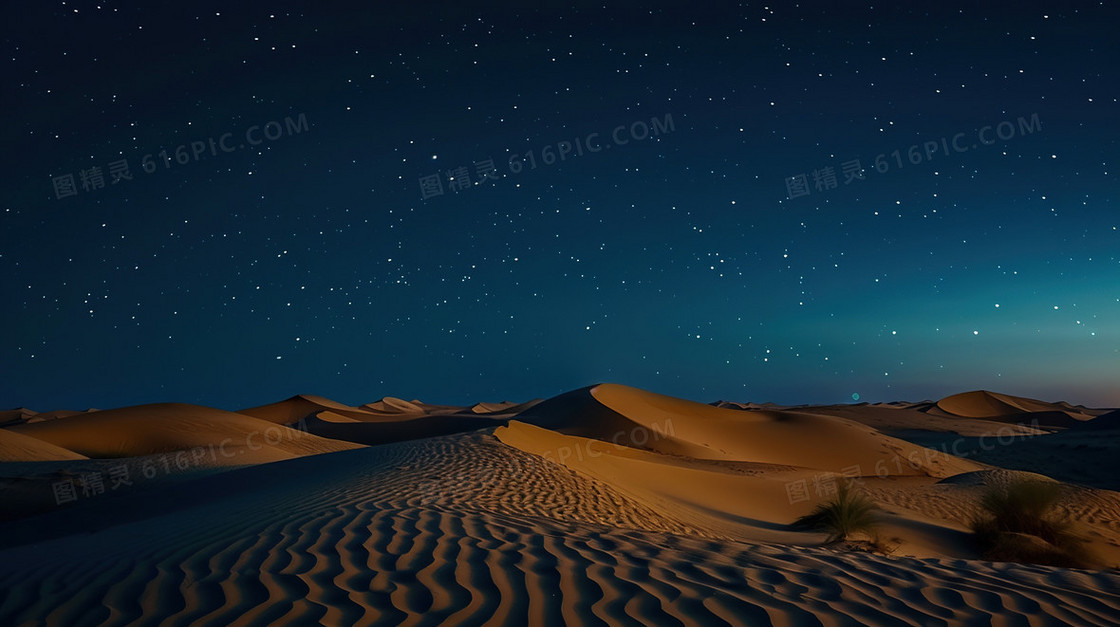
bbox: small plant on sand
[868,532,903,555]
[969,479,1094,568]
[793,481,880,543]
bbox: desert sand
[1,384,1118,625]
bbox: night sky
[3,1,1117,411]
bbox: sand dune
[788,403,1049,438]
[0,408,37,427]
[720,390,1111,435]
[362,396,428,414]
[933,390,1100,426]
[10,402,361,463]
[521,384,980,477]
[471,401,516,414]
[239,394,377,425]
[470,400,542,415]
[713,400,785,411]
[240,394,529,445]
[0,407,97,427]
[0,427,88,461]
[1070,409,1120,431]
[937,390,1073,417]
[496,384,989,554]
[31,409,98,422]
[496,420,820,542]
[301,411,506,446]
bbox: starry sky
[2,1,1117,411]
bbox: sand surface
[2,384,1118,625]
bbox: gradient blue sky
[2,1,1117,410]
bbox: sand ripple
[1,434,1118,625]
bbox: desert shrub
[970,479,1095,568]
[793,481,880,543]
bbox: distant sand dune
[1070,409,1120,431]
[933,390,1100,427]
[0,408,38,427]
[9,403,361,462]
[239,394,377,425]
[471,400,542,415]
[302,412,506,446]
[780,403,1050,438]
[363,396,427,414]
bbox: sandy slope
[499,386,998,560]
[520,384,981,477]
[2,433,1118,626]
[496,420,821,543]
[0,428,88,462]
